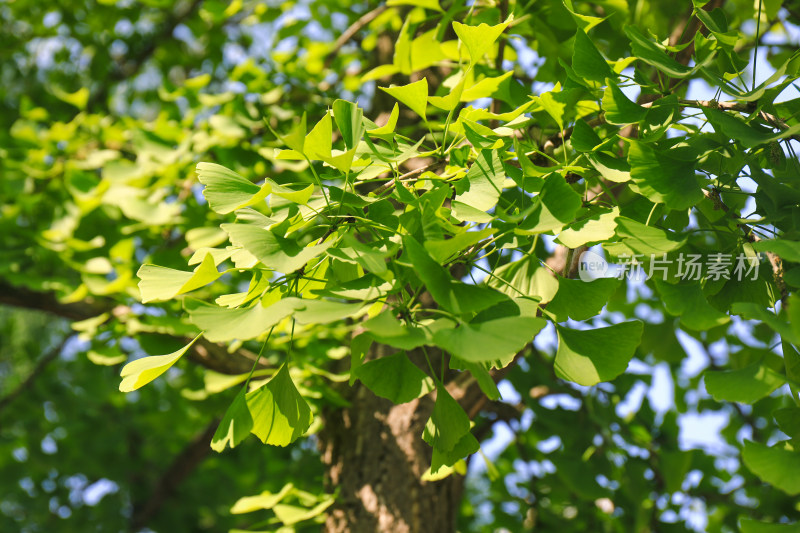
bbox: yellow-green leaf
[119,335,200,392]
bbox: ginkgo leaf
[753,239,800,262]
[704,364,785,404]
[380,79,428,120]
[557,207,619,247]
[186,297,304,342]
[452,18,511,65]
[304,112,333,160]
[654,279,730,330]
[625,25,694,78]
[138,253,221,303]
[386,0,442,11]
[614,216,686,254]
[430,431,479,474]
[246,364,313,447]
[119,335,200,392]
[627,140,703,210]
[197,162,270,214]
[211,388,254,452]
[555,322,643,386]
[403,236,508,315]
[422,384,472,452]
[354,352,434,403]
[332,99,365,150]
[743,440,800,495]
[452,149,506,220]
[602,83,647,125]
[222,223,333,274]
[518,174,582,234]
[367,103,400,135]
[231,483,295,514]
[273,498,335,525]
[570,119,603,152]
[433,316,545,363]
[362,312,428,350]
[572,29,614,82]
[546,277,620,322]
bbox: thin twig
[324,6,389,70]
[703,188,788,306]
[0,336,69,415]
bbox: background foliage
[4,0,800,531]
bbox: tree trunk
[319,384,466,533]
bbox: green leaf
[186,297,303,342]
[740,519,800,533]
[546,277,620,322]
[452,149,506,221]
[211,388,254,452]
[732,303,800,344]
[703,108,800,148]
[572,29,615,82]
[430,431,480,474]
[332,100,365,151]
[380,79,428,120]
[640,96,679,141]
[614,216,686,254]
[450,357,500,400]
[452,18,510,65]
[222,224,333,274]
[557,207,619,248]
[366,103,399,135]
[753,239,800,262]
[355,352,434,403]
[403,236,507,315]
[362,312,428,350]
[433,316,545,363]
[654,279,730,331]
[602,83,647,125]
[554,321,644,386]
[775,408,800,441]
[273,498,335,525]
[704,363,785,404]
[743,440,800,495]
[625,26,694,78]
[423,385,472,452]
[138,253,221,303]
[536,90,566,131]
[627,140,702,209]
[246,364,313,447]
[282,113,307,154]
[570,119,603,152]
[518,175,583,234]
[489,257,559,302]
[304,111,333,160]
[386,0,442,10]
[52,86,89,109]
[231,483,294,514]
[119,335,200,392]
[197,162,270,214]
[294,299,364,325]
[587,152,631,182]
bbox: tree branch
[0,280,263,375]
[130,418,219,531]
[324,5,388,70]
[89,0,204,110]
[703,188,788,306]
[0,336,69,415]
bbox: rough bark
[319,342,471,533]
[319,383,465,533]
